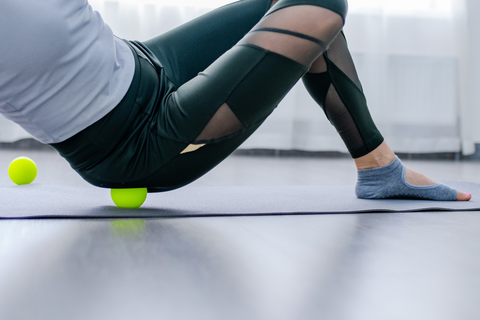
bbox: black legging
[51,0,383,192]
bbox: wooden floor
[1,149,480,320]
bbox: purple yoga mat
[1,181,479,219]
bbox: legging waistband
[50,41,144,170]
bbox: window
[110,0,233,7]
[349,0,452,16]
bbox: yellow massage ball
[8,157,38,185]
[111,188,148,209]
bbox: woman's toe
[456,191,472,201]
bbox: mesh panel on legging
[194,4,344,143]
[302,32,384,158]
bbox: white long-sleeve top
[0,0,135,143]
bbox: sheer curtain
[1,0,478,154]
[452,0,480,155]
[342,0,460,154]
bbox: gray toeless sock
[356,156,458,201]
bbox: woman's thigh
[137,0,345,191]
[142,0,272,88]
[55,0,345,191]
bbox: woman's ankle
[354,141,396,170]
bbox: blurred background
[2,0,480,156]
[2,4,480,319]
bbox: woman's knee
[269,0,347,23]
[270,0,280,7]
[241,3,344,66]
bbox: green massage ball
[111,188,148,209]
[8,157,38,185]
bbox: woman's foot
[354,142,472,201]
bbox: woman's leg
[302,32,471,201]
[130,0,346,191]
